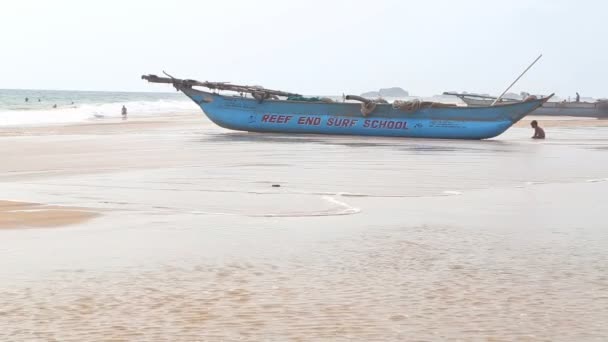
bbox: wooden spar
[491,54,542,106]
[141,74,301,98]
[443,92,520,102]
[345,95,372,104]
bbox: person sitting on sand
[530,120,545,139]
[121,105,127,120]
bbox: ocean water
[0,89,197,126]
[0,88,465,127]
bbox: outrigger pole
[141,72,301,99]
[491,54,543,106]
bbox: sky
[1,0,607,97]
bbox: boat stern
[505,94,554,123]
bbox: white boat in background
[444,92,608,118]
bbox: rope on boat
[393,99,456,112]
[345,95,379,116]
[361,102,377,116]
[346,95,454,116]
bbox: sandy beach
[0,200,97,229]
[1,114,607,341]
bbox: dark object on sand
[272,184,281,188]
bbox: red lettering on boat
[269,115,277,123]
[327,118,359,128]
[262,114,270,122]
[298,116,322,126]
[363,119,408,130]
[275,115,292,124]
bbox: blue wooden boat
[142,74,553,140]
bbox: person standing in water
[25,97,29,102]
[121,105,127,120]
[576,92,581,103]
[530,120,545,139]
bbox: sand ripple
[1,225,606,341]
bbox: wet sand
[1,114,607,341]
[517,116,608,128]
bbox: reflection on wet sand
[0,115,607,340]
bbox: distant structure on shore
[445,91,608,118]
[361,87,409,98]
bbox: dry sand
[0,200,98,229]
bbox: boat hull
[181,87,547,140]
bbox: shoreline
[515,115,608,128]
[0,113,203,136]
[0,113,607,136]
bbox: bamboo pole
[492,54,543,106]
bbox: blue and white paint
[181,87,549,140]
